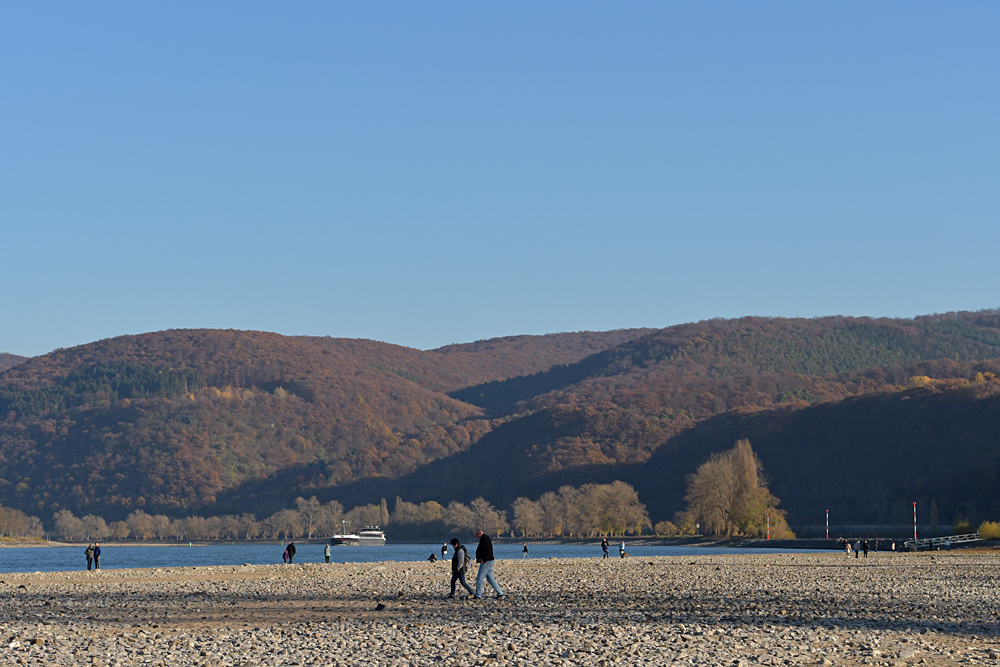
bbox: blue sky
[2,3,998,357]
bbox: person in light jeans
[474,529,504,600]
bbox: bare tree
[510,497,542,537]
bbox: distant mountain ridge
[1,312,1000,528]
[0,353,28,374]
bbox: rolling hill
[2,312,1000,528]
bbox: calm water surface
[0,543,827,574]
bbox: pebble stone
[2,552,999,666]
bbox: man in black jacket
[447,538,475,598]
[473,529,504,600]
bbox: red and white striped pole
[767,513,770,540]
[826,509,829,540]
[913,502,917,540]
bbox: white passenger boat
[330,527,386,546]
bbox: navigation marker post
[913,502,918,540]
[826,509,829,540]
[766,513,770,540]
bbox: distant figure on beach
[854,541,860,559]
[522,543,529,559]
[845,542,851,556]
[282,548,288,564]
[863,540,870,558]
[447,538,474,598]
[324,543,331,563]
[474,529,504,600]
[874,539,878,553]
[93,543,101,570]
[945,538,951,550]
[85,544,94,571]
[428,553,438,562]
[286,542,296,564]
[619,540,625,558]
[891,542,896,552]
[602,538,609,559]
[442,543,448,558]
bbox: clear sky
[2,3,998,357]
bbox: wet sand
[3,552,1000,666]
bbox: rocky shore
[2,552,999,666]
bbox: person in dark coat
[93,543,102,570]
[447,538,474,598]
[601,538,609,559]
[862,540,870,558]
[473,529,504,600]
[286,542,296,564]
[85,544,94,571]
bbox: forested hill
[0,353,28,374]
[2,312,1000,526]
[0,328,647,520]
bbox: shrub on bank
[977,521,1000,540]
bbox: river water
[0,543,829,574]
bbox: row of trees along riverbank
[26,480,650,542]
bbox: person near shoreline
[286,542,296,564]
[619,540,625,558]
[442,543,448,559]
[473,529,504,600]
[844,541,851,556]
[522,543,529,559]
[324,543,331,564]
[447,538,474,598]
[602,538,609,559]
[85,544,94,571]
[854,541,860,559]
[94,543,102,570]
[863,539,870,558]
[282,548,288,564]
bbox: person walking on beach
[93,543,101,570]
[619,540,626,558]
[286,542,296,564]
[522,543,529,559]
[442,543,448,559]
[862,540,870,558]
[845,541,851,556]
[854,540,860,559]
[447,538,474,598]
[85,544,94,571]
[602,538,609,559]
[474,529,504,600]
[324,543,331,564]
[282,548,288,564]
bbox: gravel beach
[3,551,999,666]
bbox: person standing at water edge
[619,540,625,558]
[94,543,102,569]
[447,538,474,598]
[324,543,331,563]
[85,544,94,571]
[286,542,296,564]
[473,529,504,600]
[442,543,448,559]
[522,543,529,559]
[602,538,609,559]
